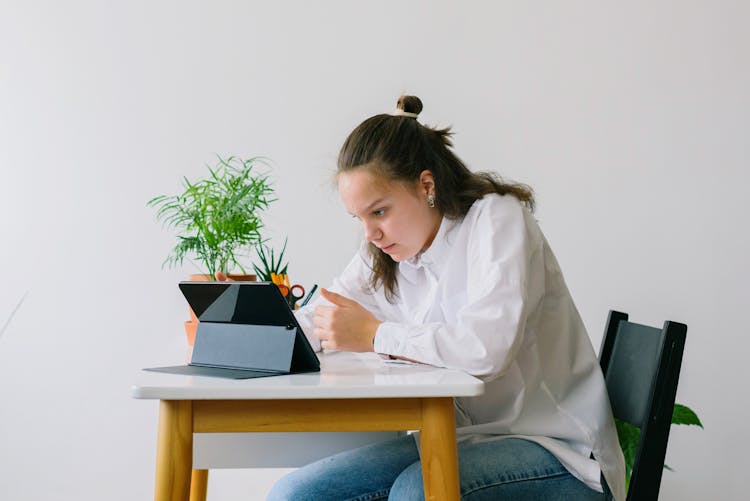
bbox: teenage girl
[266,95,625,500]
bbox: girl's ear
[418,169,435,197]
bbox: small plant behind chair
[616,403,703,491]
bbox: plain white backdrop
[1,1,748,499]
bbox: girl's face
[338,166,442,262]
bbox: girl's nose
[364,221,382,243]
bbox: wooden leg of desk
[190,470,208,501]
[420,397,460,501]
[155,400,193,501]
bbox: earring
[428,194,436,208]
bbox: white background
[1,1,747,499]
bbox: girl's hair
[337,95,534,302]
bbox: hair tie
[393,109,419,118]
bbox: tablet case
[145,282,320,379]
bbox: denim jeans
[266,435,606,500]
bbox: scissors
[271,273,305,309]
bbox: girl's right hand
[313,288,381,352]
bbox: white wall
[1,1,747,499]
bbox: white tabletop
[132,351,484,400]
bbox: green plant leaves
[672,403,703,428]
[148,155,275,276]
[253,238,289,282]
[615,403,702,493]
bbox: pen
[299,284,318,307]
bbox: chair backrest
[599,310,687,501]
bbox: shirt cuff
[373,321,404,356]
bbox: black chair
[599,310,687,501]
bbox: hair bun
[396,95,423,116]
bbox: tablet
[145,281,320,379]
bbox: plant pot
[183,273,257,346]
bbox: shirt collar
[399,216,457,280]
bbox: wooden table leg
[190,469,208,501]
[420,397,460,501]
[155,400,193,501]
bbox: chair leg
[190,469,209,501]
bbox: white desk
[133,351,484,501]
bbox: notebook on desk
[145,282,320,379]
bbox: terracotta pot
[183,273,257,346]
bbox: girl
[268,96,625,500]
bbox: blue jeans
[267,436,606,500]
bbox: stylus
[299,284,319,307]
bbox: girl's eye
[373,208,386,216]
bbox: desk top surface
[132,351,484,400]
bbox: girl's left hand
[313,288,381,352]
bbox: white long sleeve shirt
[295,193,626,500]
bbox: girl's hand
[313,288,381,352]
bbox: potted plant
[616,403,703,491]
[253,238,289,282]
[148,154,275,344]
